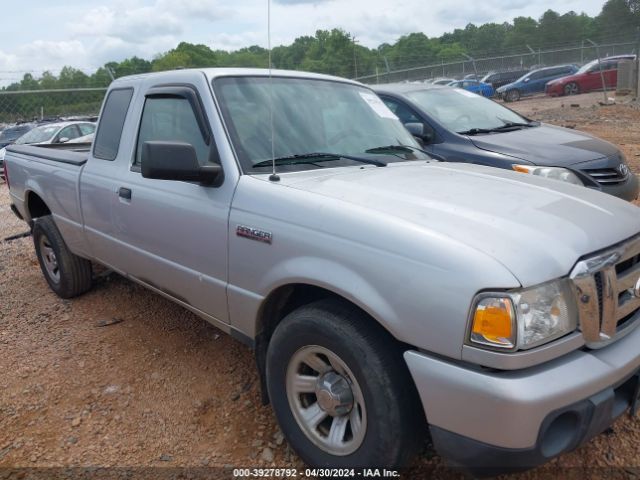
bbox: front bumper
[573,155,639,201]
[545,83,563,96]
[404,322,640,473]
[598,173,639,201]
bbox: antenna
[267,0,280,182]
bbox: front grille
[571,234,640,347]
[581,167,627,186]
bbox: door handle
[118,187,132,200]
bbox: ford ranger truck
[5,68,640,474]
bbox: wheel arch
[25,190,52,225]
[254,282,409,405]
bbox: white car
[13,121,96,147]
[0,122,96,172]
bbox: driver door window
[381,97,420,123]
[134,97,210,166]
[55,125,81,143]
[382,97,436,143]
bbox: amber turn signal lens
[512,165,532,174]
[471,297,515,349]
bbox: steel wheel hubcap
[286,345,367,456]
[40,236,60,283]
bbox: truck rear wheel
[266,298,422,468]
[33,215,92,298]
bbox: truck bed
[5,142,91,257]
[6,143,90,166]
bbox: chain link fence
[356,39,639,84]
[0,36,638,128]
[0,87,106,128]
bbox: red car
[545,55,636,96]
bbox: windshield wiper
[365,145,422,154]
[253,152,386,168]
[458,122,537,136]
[493,121,536,130]
[457,127,494,135]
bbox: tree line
[1,0,638,93]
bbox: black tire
[564,82,580,96]
[32,215,92,298]
[266,298,423,469]
[505,89,520,102]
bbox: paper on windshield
[359,92,398,119]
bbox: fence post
[637,59,640,98]
[586,39,608,103]
[636,28,640,97]
[462,54,478,79]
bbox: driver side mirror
[141,141,221,185]
[523,78,530,83]
[58,137,70,144]
[404,122,433,144]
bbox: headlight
[469,279,578,351]
[512,165,583,185]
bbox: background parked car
[13,121,96,146]
[0,123,37,172]
[374,83,638,201]
[447,79,495,97]
[481,69,530,90]
[0,123,37,149]
[0,121,95,172]
[497,64,579,101]
[545,55,636,96]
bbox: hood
[283,162,640,286]
[468,124,619,166]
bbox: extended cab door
[108,75,234,324]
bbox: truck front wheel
[266,298,422,468]
[33,215,92,298]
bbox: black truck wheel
[266,298,423,468]
[33,215,92,298]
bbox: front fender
[227,175,521,360]
[228,256,397,341]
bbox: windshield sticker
[359,92,398,119]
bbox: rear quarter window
[93,88,134,161]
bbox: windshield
[480,73,494,83]
[406,88,530,133]
[577,59,598,74]
[214,76,427,173]
[15,125,59,145]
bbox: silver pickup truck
[5,68,640,474]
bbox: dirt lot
[1,94,640,479]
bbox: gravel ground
[1,94,640,479]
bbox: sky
[0,0,606,82]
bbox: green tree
[594,0,639,40]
